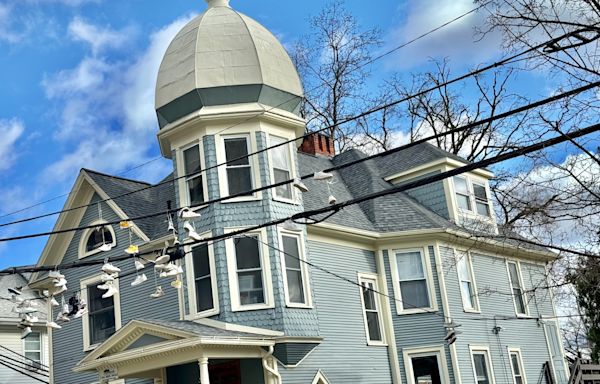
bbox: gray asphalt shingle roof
[0,274,47,321]
[140,319,274,339]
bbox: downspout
[262,346,281,384]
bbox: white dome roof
[155,1,304,127]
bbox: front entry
[209,360,242,384]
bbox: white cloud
[385,0,503,69]
[0,4,23,43]
[0,119,25,171]
[42,15,194,184]
[68,17,132,55]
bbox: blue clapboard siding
[383,246,456,384]
[51,194,179,384]
[439,245,557,384]
[279,241,393,383]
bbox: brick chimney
[299,132,335,157]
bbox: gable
[125,334,171,351]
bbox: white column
[198,357,210,384]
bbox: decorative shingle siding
[51,194,179,384]
[279,241,393,383]
[439,245,556,384]
[402,171,450,220]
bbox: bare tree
[292,0,382,151]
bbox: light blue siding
[279,241,393,383]
[402,172,450,220]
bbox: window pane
[188,177,204,205]
[366,312,382,341]
[86,227,112,252]
[473,184,488,200]
[25,352,41,362]
[396,251,425,280]
[362,283,377,310]
[270,137,290,171]
[473,354,489,384]
[88,286,115,311]
[476,201,490,216]
[183,145,201,175]
[461,281,475,309]
[238,270,265,305]
[511,353,521,375]
[508,263,521,288]
[457,255,470,282]
[225,138,249,166]
[286,270,305,303]
[400,280,430,308]
[456,194,471,211]
[515,377,523,384]
[227,167,253,196]
[282,236,301,269]
[234,237,261,269]
[193,245,210,278]
[195,277,214,312]
[514,288,526,314]
[454,177,469,194]
[274,169,292,199]
[412,355,442,384]
[90,310,115,345]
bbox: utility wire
[2,121,599,276]
[0,345,49,371]
[0,353,49,375]
[0,4,490,225]
[0,79,597,238]
[0,359,49,384]
[0,28,588,231]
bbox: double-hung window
[394,249,431,312]
[471,348,494,384]
[509,349,526,384]
[453,176,492,217]
[23,332,42,370]
[188,243,218,316]
[81,275,121,350]
[358,274,385,344]
[224,136,253,196]
[454,176,472,211]
[270,135,293,200]
[183,144,204,206]
[473,183,491,216]
[456,251,478,311]
[234,235,265,305]
[280,233,310,306]
[507,261,528,315]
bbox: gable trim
[312,370,330,384]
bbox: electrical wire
[0,4,491,226]
[1,28,590,231]
[2,121,599,276]
[0,79,597,242]
[0,359,49,384]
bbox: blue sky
[0,0,563,269]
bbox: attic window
[79,222,117,259]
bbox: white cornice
[384,157,494,184]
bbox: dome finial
[205,0,230,8]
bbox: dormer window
[452,176,491,217]
[183,144,205,206]
[224,135,253,196]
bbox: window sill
[220,195,262,204]
[367,341,388,347]
[285,303,313,309]
[396,307,438,315]
[463,308,481,314]
[272,196,301,205]
[515,313,532,318]
[231,303,275,312]
[185,309,220,320]
[83,343,100,353]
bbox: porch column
[198,357,210,384]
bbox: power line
[2,29,587,232]
[0,358,49,384]
[0,78,597,238]
[0,4,490,226]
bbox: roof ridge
[82,168,152,186]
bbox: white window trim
[357,272,387,346]
[225,227,274,312]
[311,370,330,384]
[389,247,438,315]
[184,232,220,319]
[267,133,299,205]
[80,274,122,351]
[22,331,42,370]
[278,229,312,308]
[176,140,209,211]
[455,249,481,313]
[507,347,527,384]
[78,220,117,259]
[506,260,530,317]
[403,345,450,384]
[216,133,262,202]
[450,174,495,221]
[469,345,496,384]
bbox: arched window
[86,227,113,252]
[79,221,117,259]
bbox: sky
[0,0,565,269]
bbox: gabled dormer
[381,143,497,233]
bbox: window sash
[23,333,41,363]
[192,244,215,313]
[510,351,525,384]
[87,285,116,345]
[270,136,293,199]
[282,235,307,305]
[360,279,383,343]
[395,250,431,310]
[86,227,113,252]
[472,352,491,384]
[508,262,527,314]
[234,236,266,305]
[224,137,253,196]
[457,253,476,310]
